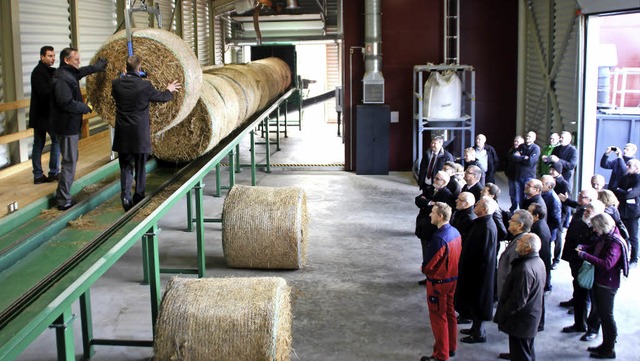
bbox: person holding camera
[600,143,637,191]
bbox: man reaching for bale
[111,54,181,211]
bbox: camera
[611,146,618,152]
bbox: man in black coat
[451,191,476,243]
[418,136,455,190]
[112,54,181,211]
[613,158,640,264]
[521,179,547,221]
[494,233,546,361]
[601,143,636,190]
[513,132,540,209]
[456,196,498,344]
[550,162,571,229]
[29,45,59,184]
[527,203,551,335]
[540,175,563,269]
[462,165,483,202]
[51,47,106,210]
[546,131,578,190]
[474,134,499,184]
[506,135,524,212]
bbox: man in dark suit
[474,134,499,184]
[601,143,636,190]
[111,54,181,211]
[527,203,552,334]
[51,47,107,210]
[613,159,640,264]
[455,196,498,344]
[29,45,59,184]
[462,165,483,202]
[545,131,578,190]
[513,131,541,209]
[521,179,547,219]
[418,136,455,190]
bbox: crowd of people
[416,134,637,361]
[28,45,180,211]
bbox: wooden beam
[0,129,34,145]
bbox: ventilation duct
[362,0,384,104]
[286,0,299,9]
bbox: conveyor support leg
[52,308,75,361]
[194,182,206,278]
[80,291,95,360]
[144,225,161,336]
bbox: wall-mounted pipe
[362,0,384,103]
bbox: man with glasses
[462,165,483,202]
[418,136,455,191]
[539,132,559,176]
[547,131,578,189]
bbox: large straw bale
[222,185,308,269]
[252,57,292,94]
[155,277,292,361]
[203,74,241,137]
[207,67,261,121]
[151,80,223,162]
[86,28,202,134]
[226,64,271,110]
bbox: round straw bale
[226,64,271,111]
[203,74,241,137]
[207,67,261,120]
[252,57,292,93]
[86,28,202,134]
[155,277,292,361]
[247,61,281,100]
[222,185,308,269]
[152,80,223,162]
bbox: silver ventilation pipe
[362,0,384,103]
[286,0,300,9]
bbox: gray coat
[494,252,546,338]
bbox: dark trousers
[118,153,148,204]
[56,134,79,207]
[508,179,520,212]
[587,284,618,351]
[570,260,590,329]
[470,319,485,338]
[32,128,60,178]
[538,295,546,330]
[551,227,563,264]
[426,281,457,360]
[622,217,639,263]
[509,335,535,361]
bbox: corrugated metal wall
[78,0,117,68]
[553,0,580,133]
[18,0,71,98]
[196,0,211,65]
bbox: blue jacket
[541,190,562,230]
[422,224,462,281]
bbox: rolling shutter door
[553,0,580,133]
[77,0,117,66]
[522,0,552,138]
[196,0,211,66]
[181,0,196,55]
[214,15,223,64]
[521,0,582,138]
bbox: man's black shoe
[456,316,471,324]
[498,353,511,360]
[122,198,133,212]
[460,328,473,335]
[588,345,605,353]
[559,299,574,307]
[562,325,587,333]
[57,201,74,211]
[449,351,455,357]
[589,350,616,359]
[418,278,427,285]
[48,173,59,182]
[551,260,559,270]
[460,335,486,344]
[568,308,575,314]
[420,356,445,361]
[34,175,49,184]
[581,332,598,341]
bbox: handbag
[577,261,595,289]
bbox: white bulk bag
[423,71,462,119]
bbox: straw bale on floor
[86,28,202,134]
[222,185,308,269]
[154,277,291,361]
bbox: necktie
[427,153,437,179]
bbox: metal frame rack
[412,64,475,169]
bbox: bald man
[474,134,499,184]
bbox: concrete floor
[16,105,640,360]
